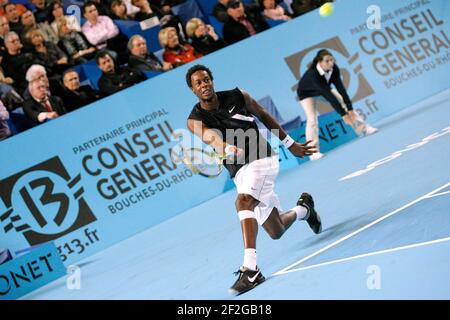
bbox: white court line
[425,190,450,199]
[280,237,450,274]
[273,181,450,276]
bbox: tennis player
[297,49,378,161]
[185,64,322,295]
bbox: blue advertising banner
[1,0,449,268]
[0,242,65,300]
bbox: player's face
[319,55,335,72]
[191,70,214,101]
[98,55,115,73]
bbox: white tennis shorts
[233,156,281,225]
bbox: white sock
[243,248,257,271]
[292,205,309,221]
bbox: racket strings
[185,149,223,177]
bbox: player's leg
[229,193,266,296]
[229,157,280,295]
[262,207,299,239]
[262,197,321,238]
[235,193,260,256]
[300,97,324,160]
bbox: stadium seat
[195,0,217,17]
[7,108,37,135]
[172,0,205,25]
[266,19,287,28]
[114,20,162,53]
[144,71,162,79]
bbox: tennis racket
[171,145,228,178]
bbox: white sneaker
[310,152,325,161]
[364,126,379,136]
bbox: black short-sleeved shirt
[188,88,275,178]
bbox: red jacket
[163,44,202,68]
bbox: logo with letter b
[0,157,96,245]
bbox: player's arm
[241,90,317,158]
[187,118,237,156]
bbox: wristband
[281,135,295,149]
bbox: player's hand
[346,110,359,124]
[224,145,244,156]
[288,140,317,158]
[223,145,244,162]
[342,113,353,125]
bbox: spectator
[96,50,146,95]
[81,1,129,64]
[2,32,38,92]
[128,34,172,72]
[29,0,50,23]
[0,100,11,140]
[0,15,9,51]
[0,67,16,94]
[57,17,96,64]
[26,29,69,77]
[259,0,291,21]
[185,17,226,56]
[222,0,269,45]
[213,0,230,23]
[23,78,66,124]
[81,1,119,50]
[90,0,113,17]
[213,0,260,23]
[0,0,27,17]
[23,63,64,98]
[21,10,59,45]
[122,0,141,18]
[110,0,133,20]
[60,69,103,112]
[131,0,161,21]
[151,1,186,42]
[49,1,81,34]
[4,4,24,35]
[159,26,201,68]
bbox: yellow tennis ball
[319,2,334,17]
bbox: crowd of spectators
[0,0,331,140]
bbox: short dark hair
[62,68,77,79]
[185,64,213,88]
[82,1,97,14]
[95,50,111,64]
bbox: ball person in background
[297,49,378,161]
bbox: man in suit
[60,69,103,112]
[222,0,269,45]
[23,78,66,124]
[127,35,172,72]
[96,50,146,96]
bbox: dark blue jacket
[297,64,353,116]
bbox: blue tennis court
[23,88,450,300]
